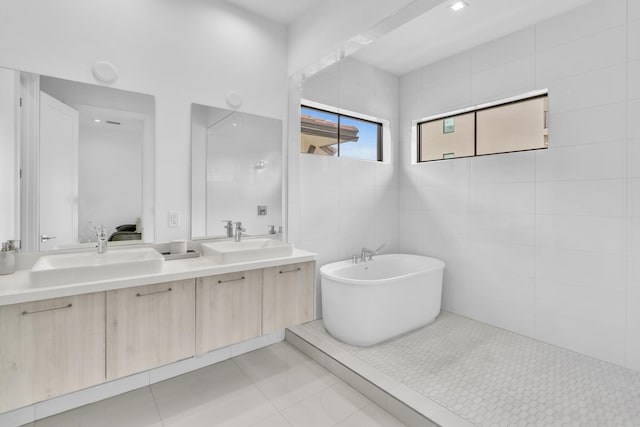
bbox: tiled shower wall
[398,0,640,370]
[289,57,400,316]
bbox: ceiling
[352,0,595,75]
[225,0,595,76]
[224,0,322,25]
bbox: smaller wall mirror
[191,104,283,239]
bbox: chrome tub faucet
[359,243,386,263]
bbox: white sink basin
[201,238,293,264]
[30,247,165,286]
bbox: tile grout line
[624,0,631,369]
[229,357,288,426]
[147,385,166,427]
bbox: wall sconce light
[255,160,265,169]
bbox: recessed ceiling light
[94,119,101,123]
[449,1,468,12]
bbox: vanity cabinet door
[0,293,106,413]
[106,279,195,380]
[262,261,315,334]
[196,269,262,353]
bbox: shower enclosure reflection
[191,104,283,239]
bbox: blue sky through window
[301,107,380,161]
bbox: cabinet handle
[218,276,245,284]
[136,288,172,297]
[22,303,72,316]
[279,267,301,274]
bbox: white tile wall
[535,180,626,217]
[534,311,626,366]
[397,0,640,370]
[534,0,627,51]
[631,1,640,22]
[421,53,470,91]
[535,25,627,83]
[631,100,640,138]
[548,102,627,146]
[536,215,625,254]
[469,55,535,105]
[469,241,535,277]
[541,64,627,113]
[630,60,640,100]
[295,58,400,317]
[469,182,535,214]
[536,247,626,292]
[535,279,626,330]
[470,28,535,74]
[421,77,470,117]
[536,141,627,181]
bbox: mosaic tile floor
[295,312,640,427]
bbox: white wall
[290,57,400,315]
[78,125,143,242]
[398,0,640,370]
[0,69,19,243]
[0,0,287,242]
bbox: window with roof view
[300,106,382,161]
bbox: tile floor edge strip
[285,326,473,427]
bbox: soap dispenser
[0,241,17,275]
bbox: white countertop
[0,248,316,306]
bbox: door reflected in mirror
[191,104,283,239]
[0,68,154,251]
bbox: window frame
[301,104,384,162]
[417,91,548,163]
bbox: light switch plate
[168,210,180,227]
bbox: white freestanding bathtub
[320,254,445,346]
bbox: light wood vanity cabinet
[263,261,315,334]
[105,279,195,380]
[0,293,106,413]
[0,258,314,413]
[196,269,263,353]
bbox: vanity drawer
[262,261,315,334]
[196,269,263,353]
[0,293,106,412]
[105,279,195,380]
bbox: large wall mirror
[191,104,283,239]
[0,67,154,252]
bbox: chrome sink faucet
[233,221,246,242]
[222,220,234,238]
[360,243,386,263]
[94,226,108,254]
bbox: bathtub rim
[320,253,445,286]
